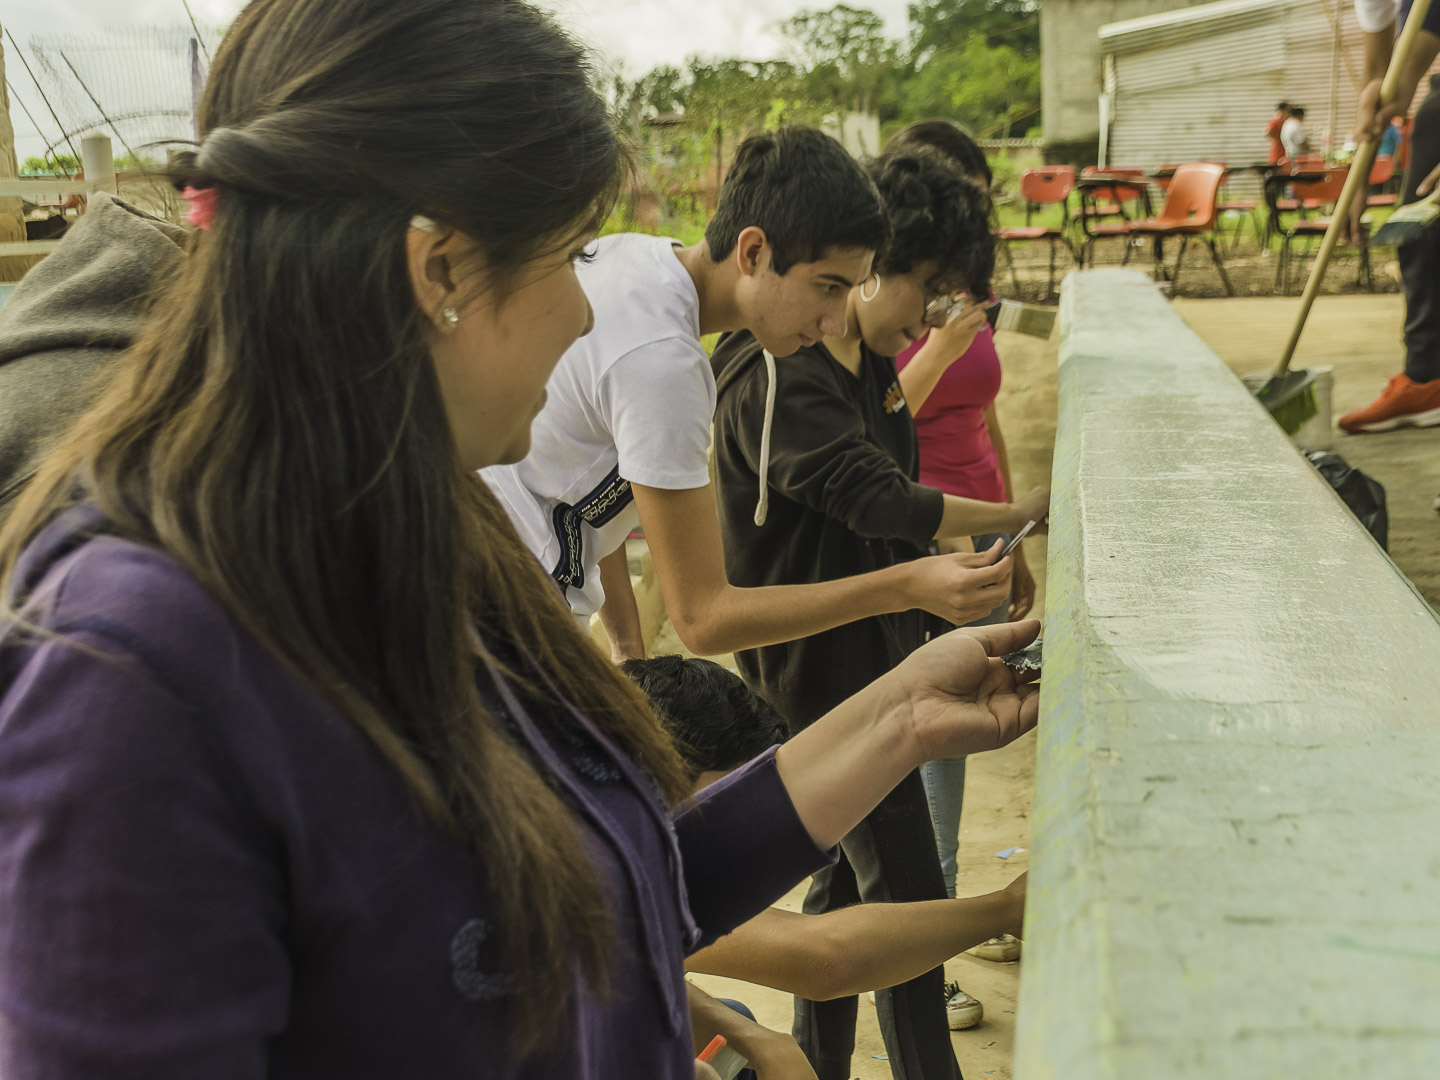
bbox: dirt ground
[681,287,1438,1079]
[1002,225,1403,303]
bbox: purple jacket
[0,506,833,1078]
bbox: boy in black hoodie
[712,150,1048,1080]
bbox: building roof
[1099,0,1299,54]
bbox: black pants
[791,767,961,1080]
[1401,74,1440,382]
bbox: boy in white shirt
[483,127,1046,659]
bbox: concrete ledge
[1016,270,1440,1078]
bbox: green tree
[21,153,81,174]
[781,4,901,114]
[902,31,1039,137]
[908,0,1039,60]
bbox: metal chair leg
[1206,237,1234,296]
[1000,239,1020,296]
[1171,235,1190,293]
[1047,238,1057,299]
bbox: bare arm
[686,982,817,1080]
[1356,25,1440,138]
[686,876,1026,1000]
[937,486,1048,541]
[895,306,988,415]
[596,542,645,662]
[775,621,1041,851]
[633,482,1015,656]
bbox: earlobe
[406,221,460,332]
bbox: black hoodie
[711,330,945,729]
[0,195,185,522]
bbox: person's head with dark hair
[1292,106,1306,119]
[622,655,788,789]
[1277,101,1291,114]
[0,0,689,1058]
[885,118,993,190]
[844,148,995,359]
[702,126,889,357]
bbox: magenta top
[895,324,1006,504]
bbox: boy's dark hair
[886,119,993,189]
[1277,101,1291,111]
[704,126,890,275]
[867,148,995,298]
[621,655,788,778]
[1292,106,1306,118]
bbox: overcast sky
[4,0,912,161]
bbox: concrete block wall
[1041,0,1215,148]
[1016,269,1440,1077]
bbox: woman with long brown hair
[0,0,1041,1075]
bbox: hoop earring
[441,306,460,331]
[859,274,881,302]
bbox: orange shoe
[1338,373,1440,433]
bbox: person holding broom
[1338,0,1440,460]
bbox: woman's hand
[925,302,988,364]
[1007,487,1050,535]
[745,1029,820,1080]
[773,621,1041,852]
[889,620,1042,764]
[1008,545,1036,620]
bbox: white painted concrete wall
[1016,268,1440,1078]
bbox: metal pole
[4,79,61,171]
[80,132,116,196]
[181,0,212,65]
[2,27,81,164]
[1327,0,1342,158]
[58,51,142,166]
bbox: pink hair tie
[182,185,220,230]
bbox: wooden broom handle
[1275,0,1435,377]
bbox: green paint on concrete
[1015,270,1440,1079]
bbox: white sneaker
[967,934,1022,963]
[943,981,983,1030]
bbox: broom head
[1372,196,1440,246]
[1255,368,1320,436]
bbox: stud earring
[442,306,459,330]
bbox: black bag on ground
[1305,451,1388,550]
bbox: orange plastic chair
[996,166,1076,298]
[1367,154,1398,208]
[1080,165,1147,218]
[1276,165,1369,293]
[1126,162,1233,295]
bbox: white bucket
[1241,365,1334,450]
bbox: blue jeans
[717,999,758,1080]
[920,532,1012,898]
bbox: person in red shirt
[1266,101,1292,165]
[885,117,1041,1032]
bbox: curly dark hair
[621,655,789,780]
[866,148,995,298]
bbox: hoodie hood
[0,194,185,517]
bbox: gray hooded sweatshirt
[0,194,186,521]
